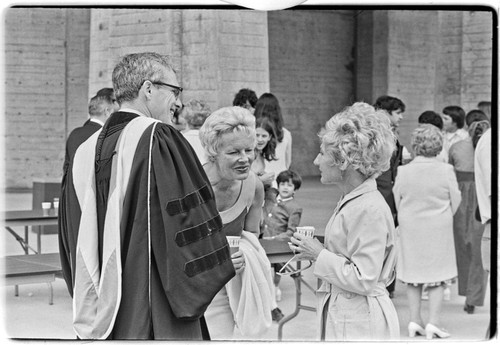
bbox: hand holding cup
[227,236,245,274]
[291,226,324,261]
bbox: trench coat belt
[318,281,388,298]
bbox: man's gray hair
[112,52,176,104]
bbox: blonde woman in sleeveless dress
[200,106,273,340]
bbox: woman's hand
[289,232,324,261]
[231,250,246,274]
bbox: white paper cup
[296,226,315,238]
[53,198,59,209]
[41,202,51,216]
[226,236,240,255]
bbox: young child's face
[278,179,295,199]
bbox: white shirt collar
[89,118,104,126]
[277,195,294,203]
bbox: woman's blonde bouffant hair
[319,102,396,179]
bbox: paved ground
[1,178,496,343]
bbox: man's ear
[140,80,154,100]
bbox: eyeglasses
[151,81,183,99]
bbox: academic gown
[58,111,235,340]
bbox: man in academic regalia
[58,52,235,340]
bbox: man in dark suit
[62,88,118,174]
[373,95,406,299]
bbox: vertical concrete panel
[435,11,464,112]
[355,10,374,103]
[89,9,182,95]
[268,10,356,177]
[66,9,91,138]
[372,10,389,99]
[180,10,219,108]
[460,10,493,112]
[180,9,270,109]
[386,11,440,149]
[4,8,89,188]
[89,9,114,96]
[215,10,270,108]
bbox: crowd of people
[58,51,491,341]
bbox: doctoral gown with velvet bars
[58,111,235,340]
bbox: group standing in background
[58,51,491,341]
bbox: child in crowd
[263,170,303,240]
[262,170,303,319]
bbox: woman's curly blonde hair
[199,106,256,161]
[411,124,443,158]
[319,102,396,179]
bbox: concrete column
[180,10,270,110]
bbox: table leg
[6,226,38,254]
[47,282,53,305]
[37,226,41,254]
[24,226,29,255]
[278,274,302,340]
[277,264,317,340]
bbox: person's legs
[465,224,488,309]
[425,284,450,339]
[406,284,424,325]
[481,222,491,337]
[427,285,444,326]
[481,223,491,273]
[204,287,236,339]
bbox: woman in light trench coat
[290,102,400,341]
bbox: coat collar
[335,177,378,213]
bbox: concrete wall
[4,8,90,189]
[89,9,270,113]
[459,11,494,111]
[3,8,494,189]
[268,10,356,176]
[355,9,493,149]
